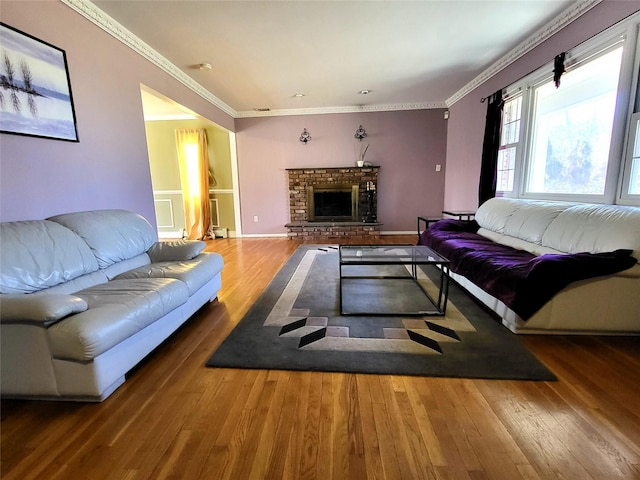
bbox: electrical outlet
[435,164,442,172]
[253,215,259,222]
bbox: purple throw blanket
[420,219,637,320]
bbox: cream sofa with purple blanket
[0,209,223,401]
[420,198,640,334]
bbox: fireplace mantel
[286,166,381,240]
[285,166,380,171]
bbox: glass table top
[339,244,449,265]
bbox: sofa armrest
[147,240,206,262]
[0,294,88,326]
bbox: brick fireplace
[285,166,381,241]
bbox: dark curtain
[478,89,504,206]
[553,52,566,88]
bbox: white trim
[241,231,416,238]
[209,198,220,228]
[60,0,237,117]
[153,198,175,228]
[618,27,640,206]
[158,229,185,239]
[229,133,243,237]
[153,190,182,195]
[446,0,602,107]
[380,231,416,236]
[619,112,640,206]
[152,189,234,195]
[241,233,288,238]
[63,0,605,117]
[501,15,640,205]
[235,102,447,118]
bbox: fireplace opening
[307,184,359,222]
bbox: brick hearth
[285,166,381,241]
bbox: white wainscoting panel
[154,198,175,228]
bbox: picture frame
[0,22,79,142]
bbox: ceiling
[91,0,583,117]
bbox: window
[498,12,640,206]
[621,112,640,198]
[496,96,522,193]
[525,47,623,196]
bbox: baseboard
[380,230,416,236]
[241,231,415,238]
[241,233,288,238]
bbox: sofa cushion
[0,294,88,326]
[101,253,151,280]
[147,240,206,262]
[47,278,189,361]
[0,220,99,294]
[421,220,637,319]
[115,252,223,296]
[476,198,569,251]
[542,204,640,259]
[501,201,567,245]
[475,198,522,233]
[48,210,158,269]
[36,271,109,296]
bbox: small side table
[417,216,441,243]
[442,210,476,221]
[417,211,476,243]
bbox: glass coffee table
[339,244,450,316]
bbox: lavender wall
[8,1,622,231]
[444,1,640,211]
[236,109,447,234]
[0,1,233,224]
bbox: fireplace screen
[307,184,359,221]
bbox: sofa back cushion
[474,198,522,234]
[476,198,568,241]
[542,204,640,259]
[501,201,568,244]
[0,220,99,294]
[48,210,158,269]
[476,198,640,259]
[475,198,570,254]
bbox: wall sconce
[354,125,367,141]
[299,128,311,144]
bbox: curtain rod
[479,47,567,103]
[480,86,523,103]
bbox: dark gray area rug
[206,245,556,381]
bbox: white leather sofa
[0,209,224,401]
[428,198,640,334]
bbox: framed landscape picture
[0,23,79,142]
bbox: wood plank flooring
[2,236,640,479]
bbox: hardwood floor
[2,236,640,479]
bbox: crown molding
[62,0,601,118]
[445,0,602,107]
[59,0,446,118]
[60,0,238,118]
[235,102,447,118]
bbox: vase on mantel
[356,144,369,167]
